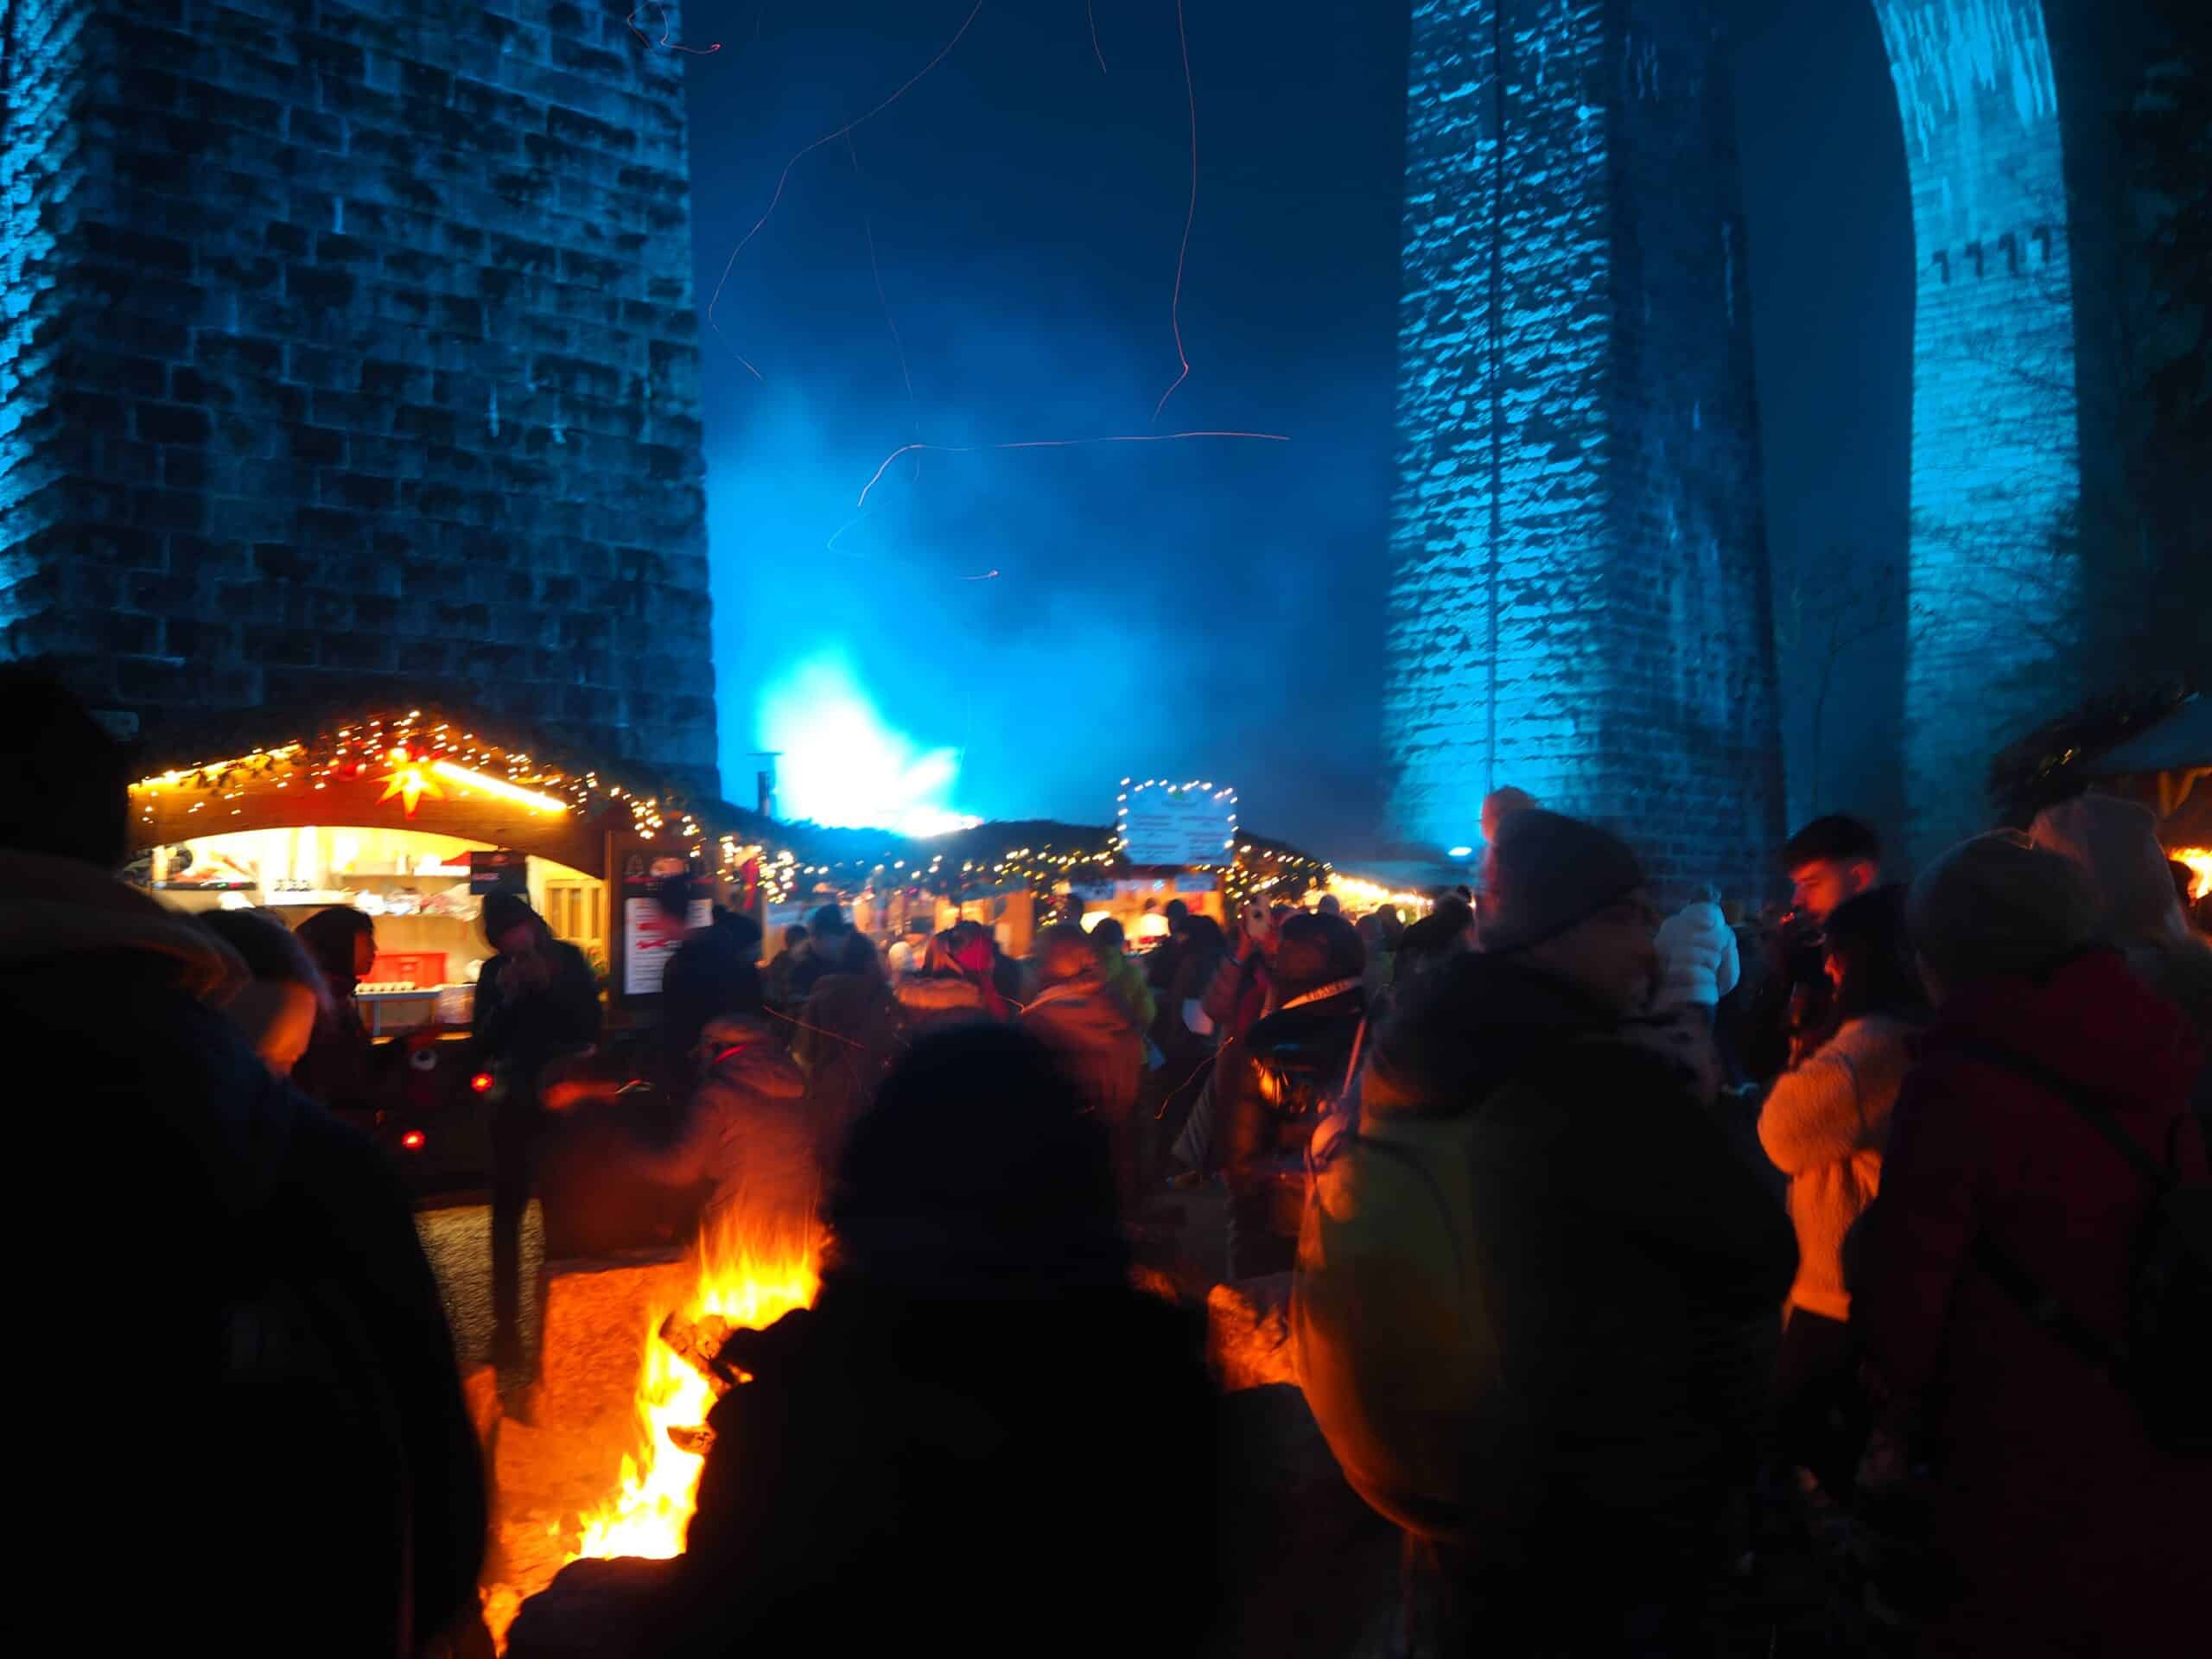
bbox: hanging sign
[468,849,528,895]
[1116,779,1239,867]
[618,848,709,999]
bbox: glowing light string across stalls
[127,712,692,842]
[855,430,1288,507]
[1153,0,1199,422]
[705,1,988,379]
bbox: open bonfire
[569,1210,821,1563]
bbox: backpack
[1961,1041,2212,1456]
[1289,1091,1506,1540]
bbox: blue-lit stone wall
[1873,0,2081,863]
[0,1,717,791]
[1384,0,1780,890]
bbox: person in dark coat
[1021,923,1146,1210]
[764,923,811,1014]
[1355,810,1796,1652]
[796,930,903,1176]
[1856,833,2209,1656]
[0,664,486,1657]
[1217,911,1367,1279]
[632,1011,818,1258]
[1746,815,1885,1082]
[650,1025,1217,1659]
[291,903,381,1125]
[475,890,601,1376]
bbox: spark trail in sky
[855,430,1290,508]
[1089,2,1108,74]
[707,2,988,378]
[626,4,720,54]
[1153,0,1199,421]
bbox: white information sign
[1118,783,1236,866]
[623,896,711,997]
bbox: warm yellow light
[375,747,443,817]
[2174,847,2212,903]
[429,760,568,815]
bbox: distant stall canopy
[124,702,1344,912]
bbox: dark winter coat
[0,851,486,1656]
[291,972,378,1124]
[474,934,601,1090]
[652,1280,1217,1659]
[796,971,901,1173]
[1855,948,2209,1656]
[1217,983,1366,1276]
[1358,950,1795,1565]
[1020,969,1145,1126]
[635,1017,817,1250]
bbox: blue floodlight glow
[757,649,978,836]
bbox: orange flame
[569,1212,820,1563]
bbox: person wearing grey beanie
[1299,811,1794,1649]
[1478,809,1660,1016]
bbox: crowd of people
[8,658,2209,1656]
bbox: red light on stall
[399,1129,426,1150]
[470,1072,495,1094]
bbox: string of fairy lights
[130,709,1349,911]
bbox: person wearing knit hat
[1299,812,1794,1648]
[1478,809,1660,1016]
[1856,831,2209,1653]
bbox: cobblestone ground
[414,1200,544,1378]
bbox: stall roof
[2082,696,2211,778]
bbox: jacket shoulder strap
[1948,1039,2175,1194]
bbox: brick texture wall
[0,0,718,792]
[1873,0,2082,864]
[1384,0,1781,893]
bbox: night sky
[677,1,1910,855]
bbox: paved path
[414,1200,543,1375]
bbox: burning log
[654,1311,742,1395]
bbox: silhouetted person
[476,890,601,1376]
[1297,811,1794,1655]
[1021,923,1146,1209]
[1757,887,1923,1503]
[1748,815,1885,1081]
[1217,911,1365,1278]
[0,664,486,1656]
[292,903,381,1126]
[1857,833,2209,1654]
[652,1025,1216,1659]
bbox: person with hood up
[1217,911,1367,1280]
[1854,833,2209,1656]
[644,1026,1217,1659]
[765,923,811,1014]
[1756,885,1923,1503]
[1020,923,1146,1209]
[2031,792,2212,1123]
[0,664,486,1656]
[1297,810,1795,1654]
[631,1005,819,1257]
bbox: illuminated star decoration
[375,747,445,818]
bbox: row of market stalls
[126,702,1429,1039]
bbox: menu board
[617,846,709,999]
[1119,785,1236,867]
